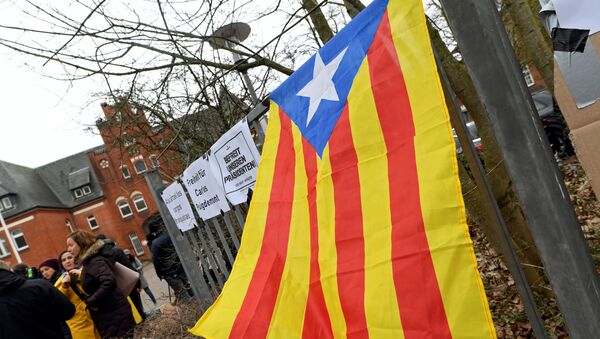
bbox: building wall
[1,209,73,267]
[1,102,185,268]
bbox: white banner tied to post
[160,181,196,232]
[182,155,230,220]
[209,119,261,205]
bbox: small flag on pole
[191,0,495,337]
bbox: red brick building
[0,102,183,267]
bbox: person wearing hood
[0,259,75,339]
[39,258,62,284]
[67,230,135,338]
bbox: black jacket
[79,240,135,338]
[0,269,75,339]
[150,232,186,279]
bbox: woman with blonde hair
[66,230,135,338]
[55,250,101,339]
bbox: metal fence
[145,102,269,307]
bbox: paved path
[138,262,171,313]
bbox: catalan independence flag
[190,0,495,337]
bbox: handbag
[113,262,140,296]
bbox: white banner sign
[210,119,261,205]
[182,155,230,220]
[160,182,196,232]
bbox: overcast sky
[0,52,106,168]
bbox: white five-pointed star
[297,47,348,126]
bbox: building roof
[0,145,105,219]
[0,160,63,218]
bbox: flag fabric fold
[190,0,496,338]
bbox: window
[132,195,148,212]
[522,65,535,87]
[2,196,12,209]
[73,185,92,198]
[118,201,133,218]
[66,219,74,234]
[87,215,99,230]
[150,156,159,168]
[82,185,92,195]
[121,166,131,179]
[0,238,10,258]
[129,232,145,256]
[133,160,147,174]
[11,229,28,251]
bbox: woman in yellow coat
[55,250,101,339]
[57,251,144,334]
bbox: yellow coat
[55,274,101,339]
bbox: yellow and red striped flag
[191,0,496,337]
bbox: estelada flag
[190,0,496,337]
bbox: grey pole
[144,170,213,304]
[439,0,600,337]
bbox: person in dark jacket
[67,231,135,338]
[148,226,192,303]
[0,259,75,339]
[96,234,145,319]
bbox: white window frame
[87,215,100,230]
[66,219,74,233]
[133,160,147,174]
[121,166,131,179]
[129,232,145,256]
[522,65,535,87]
[118,201,133,218]
[74,188,83,198]
[2,197,12,209]
[0,238,10,258]
[132,195,148,212]
[82,185,92,195]
[150,156,159,168]
[11,229,28,251]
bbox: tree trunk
[504,0,554,92]
[301,0,334,44]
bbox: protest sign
[160,181,196,232]
[182,155,230,220]
[210,119,261,205]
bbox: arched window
[132,194,148,212]
[0,238,10,258]
[117,198,133,218]
[129,232,144,256]
[133,159,147,174]
[11,229,28,251]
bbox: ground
[136,156,599,338]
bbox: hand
[69,268,82,277]
[61,273,71,288]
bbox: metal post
[233,204,246,231]
[440,1,600,337]
[0,211,22,263]
[433,48,547,337]
[209,216,236,265]
[144,170,212,304]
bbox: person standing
[55,250,101,339]
[124,249,157,305]
[39,258,62,284]
[0,260,75,339]
[67,231,135,338]
[39,258,73,339]
[147,221,192,303]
